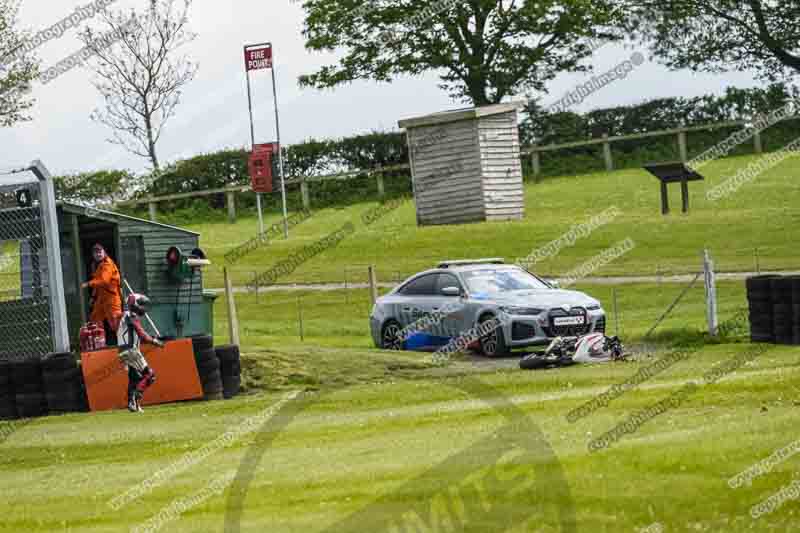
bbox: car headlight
[500,306,544,316]
[586,304,602,311]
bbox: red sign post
[243,42,288,237]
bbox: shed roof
[59,202,200,236]
[398,102,524,130]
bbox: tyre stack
[191,335,223,401]
[746,275,778,343]
[42,352,87,415]
[214,345,241,399]
[792,276,800,345]
[0,363,16,420]
[12,358,47,419]
[771,277,794,345]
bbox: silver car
[370,259,606,357]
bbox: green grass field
[189,152,800,289]
[2,151,799,532]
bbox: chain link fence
[0,178,55,362]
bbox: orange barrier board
[81,338,203,412]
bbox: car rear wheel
[479,315,509,358]
[381,320,404,351]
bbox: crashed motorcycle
[519,333,625,370]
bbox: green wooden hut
[54,202,216,348]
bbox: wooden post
[376,168,385,200]
[531,146,541,182]
[368,265,378,304]
[678,131,688,162]
[223,267,240,346]
[660,181,670,215]
[300,180,310,210]
[703,249,718,337]
[680,179,690,213]
[148,201,157,222]
[298,296,304,341]
[602,134,613,172]
[754,130,763,154]
[226,191,236,223]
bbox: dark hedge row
[59,83,799,219]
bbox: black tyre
[195,347,217,363]
[791,276,800,301]
[202,370,223,393]
[0,403,17,420]
[748,301,773,314]
[43,367,82,386]
[747,275,780,293]
[479,315,510,358]
[215,344,240,362]
[751,332,774,343]
[11,360,42,387]
[42,353,78,372]
[222,375,241,399]
[190,335,214,353]
[770,278,793,304]
[380,320,405,351]
[15,393,46,418]
[13,382,43,394]
[196,355,221,376]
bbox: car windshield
[461,267,550,295]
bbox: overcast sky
[1,0,763,177]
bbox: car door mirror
[440,286,461,297]
[547,279,560,289]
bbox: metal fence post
[30,161,70,353]
[704,249,719,337]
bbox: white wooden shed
[398,103,525,226]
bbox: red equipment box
[79,322,106,352]
[249,142,279,193]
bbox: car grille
[511,322,537,341]
[594,316,606,333]
[544,307,591,337]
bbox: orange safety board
[81,338,203,412]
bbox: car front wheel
[479,314,509,358]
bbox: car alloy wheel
[481,328,499,356]
[381,321,403,350]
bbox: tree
[0,0,37,127]
[624,0,800,81]
[299,0,623,105]
[54,169,132,205]
[81,0,197,170]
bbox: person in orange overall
[81,243,123,346]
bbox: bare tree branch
[81,0,197,170]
